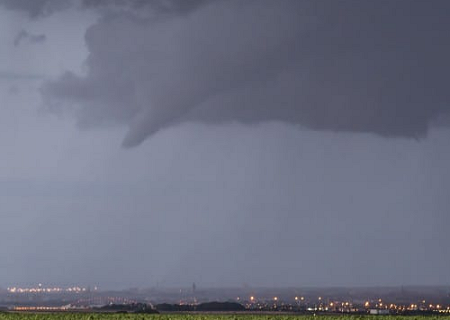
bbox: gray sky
[0,0,449,289]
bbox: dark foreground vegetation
[1,314,450,320]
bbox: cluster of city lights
[7,284,95,294]
[13,306,70,311]
[371,299,449,312]
[438,308,450,314]
[243,296,450,313]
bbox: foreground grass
[1,314,450,320]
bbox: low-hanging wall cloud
[10,0,448,147]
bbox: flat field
[1,314,450,320]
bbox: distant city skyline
[2,284,450,313]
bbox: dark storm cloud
[0,0,211,18]
[13,29,46,46]
[82,0,212,15]
[0,0,71,17]
[40,0,450,147]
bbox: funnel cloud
[35,0,450,147]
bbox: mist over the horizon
[0,0,449,290]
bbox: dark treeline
[98,303,159,313]
[155,302,245,312]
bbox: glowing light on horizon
[7,285,90,294]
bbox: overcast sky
[0,0,449,290]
